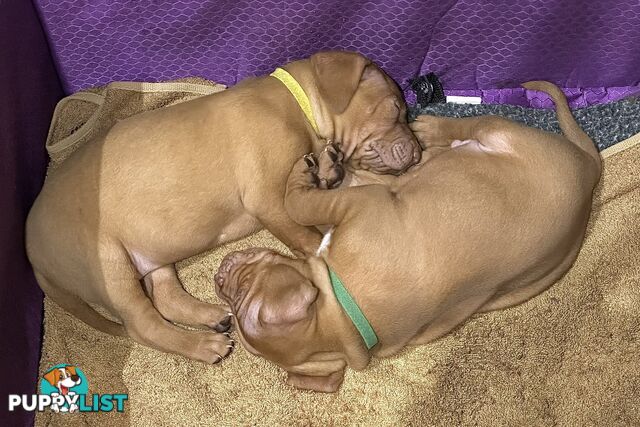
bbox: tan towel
[45,78,226,166]
[36,81,640,426]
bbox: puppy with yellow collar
[26,51,420,364]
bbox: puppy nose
[392,140,416,167]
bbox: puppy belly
[122,212,262,275]
[451,139,492,152]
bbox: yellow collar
[270,67,319,134]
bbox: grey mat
[409,96,640,151]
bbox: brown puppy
[214,81,601,391]
[25,51,421,364]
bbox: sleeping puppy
[214,81,601,391]
[26,51,421,364]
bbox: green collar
[328,267,378,350]
[270,67,320,134]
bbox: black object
[410,73,446,109]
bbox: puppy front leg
[285,153,389,227]
[257,209,323,257]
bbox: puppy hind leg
[410,115,471,147]
[34,271,126,336]
[478,252,578,313]
[411,115,520,153]
[143,264,232,332]
[115,276,235,364]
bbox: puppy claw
[213,313,233,333]
[224,342,235,358]
[315,144,345,189]
[323,141,342,162]
[303,153,318,168]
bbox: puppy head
[43,366,81,388]
[214,249,360,392]
[309,51,421,174]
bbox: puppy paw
[409,115,450,147]
[316,142,345,189]
[183,302,233,332]
[287,146,342,192]
[290,152,320,188]
[210,311,234,333]
[191,331,235,365]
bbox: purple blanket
[0,1,63,426]
[36,0,640,108]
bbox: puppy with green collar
[214,81,601,392]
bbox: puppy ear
[361,64,386,85]
[310,51,370,114]
[258,279,318,326]
[286,369,345,393]
[66,366,77,376]
[43,369,59,386]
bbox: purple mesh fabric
[35,0,640,107]
[0,0,63,425]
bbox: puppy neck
[306,256,372,370]
[280,60,339,146]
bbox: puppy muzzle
[365,138,421,173]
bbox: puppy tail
[521,81,601,172]
[35,271,126,337]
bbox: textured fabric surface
[411,96,640,151]
[36,82,639,425]
[0,0,64,425]
[34,0,640,107]
[44,78,225,166]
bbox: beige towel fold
[45,78,225,166]
[36,80,640,426]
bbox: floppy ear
[286,368,345,393]
[310,51,370,114]
[361,64,393,89]
[258,279,318,326]
[43,369,60,386]
[66,366,77,376]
